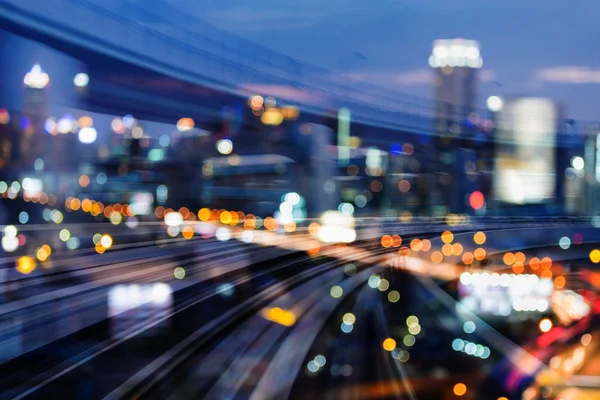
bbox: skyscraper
[428,39,483,215]
[493,97,560,211]
[429,39,482,134]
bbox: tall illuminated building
[492,97,561,213]
[428,39,483,214]
[429,39,482,132]
[21,64,49,167]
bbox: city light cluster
[429,39,483,69]
[451,338,491,359]
[23,64,49,88]
[459,272,554,316]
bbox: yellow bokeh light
[388,290,400,303]
[453,383,467,396]
[343,313,356,325]
[264,307,296,327]
[330,285,343,298]
[174,266,185,279]
[261,108,284,126]
[441,230,454,244]
[382,338,396,351]
[473,231,486,245]
[110,212,122,225]
[590,249,600,263]
[198,208,211,221]
[406,315,419,326]
[220,211,232,224]
[16,256,36,275]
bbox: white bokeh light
[73,73,89,87]
[78,127,97,144]
[486,96,504,112]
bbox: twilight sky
[172,0,600,119]
[3,0,600,120]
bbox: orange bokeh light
[381,235,393,248]
[462,252,474,265]
[79,174,90,187]
[431,251,443,264]
[410,239,422,252]
[474,248,486,261]
[541,257,552,270]
[503,252,515,265]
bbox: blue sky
[3,0,599,120]
[175,0,600,119]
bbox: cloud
[393,70,432,85]
[344,68,496,87]
[536,66,600,84]
[344,69,431,86]
[480,69,497,82]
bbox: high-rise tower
[429,39,482,134]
